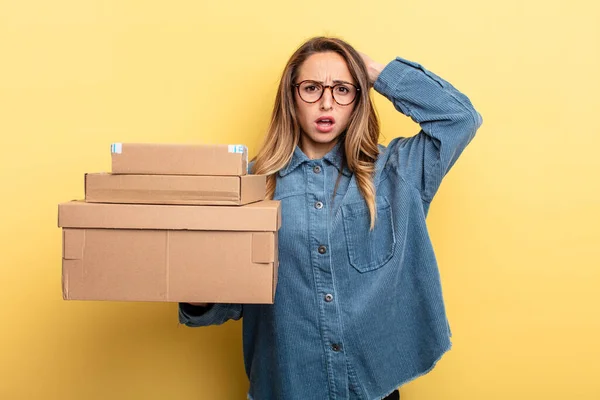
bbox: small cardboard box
[84,173,266,205]
[58,200,280,303]
[110,143,248,176]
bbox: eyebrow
[306,79,355,85]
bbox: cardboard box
[111,143,248,176]
[84,173,266,205]
[58,200,280,303]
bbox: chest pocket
[342,196,396,273]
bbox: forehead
[297,51,354,83]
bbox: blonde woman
[180,36,483,400]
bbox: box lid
[111,143,248,176]
[58,200,280,232]
[84,173,266,206]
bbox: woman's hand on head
[358,51,385,88]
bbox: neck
[299,135,339,160]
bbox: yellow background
[1,0,599,399]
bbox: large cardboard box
[58,200,280,303]
[84,173,266,205]
[110,143,248,176]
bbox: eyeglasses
[293,80,360,106]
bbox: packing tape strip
[111,143,123,154]
[228,144,246,154]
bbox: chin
[308,130,342,145]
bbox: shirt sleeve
[373,56,483,203]
[178,302,242,327]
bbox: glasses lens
[332,84,357,105]
[298,81,323,103]
[297,81,358,105]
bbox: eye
[299,81,322,93]
[335,85,351,95]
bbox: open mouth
[315,116,335,132]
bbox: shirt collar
[278,146,309,177]
[323,140,352,176]
[278,140,351,177]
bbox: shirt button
[313,165,322,174]
[331,343,342,352]
[315,201,323,209]
[318,245,327,254]
[324,294,333,302]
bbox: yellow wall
[1,1,599,399]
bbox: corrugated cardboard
[111,143,248,176]
[84,173,266,205]
[58,200,279,231]
[58,200,280,303]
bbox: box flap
[251,232,275,263]
[63,229,85,260]
[58,200,281,232]
[240,175,267,204]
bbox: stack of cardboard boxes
[58,143,280,304]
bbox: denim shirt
[179,56,483,400]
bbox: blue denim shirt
[179,56,483,400]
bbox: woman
[179,36,483,400]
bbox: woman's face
[294,51,357,159]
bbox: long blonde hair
[252,36,380,228]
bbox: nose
[320,87,334,110]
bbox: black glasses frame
[293,80,360,106]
